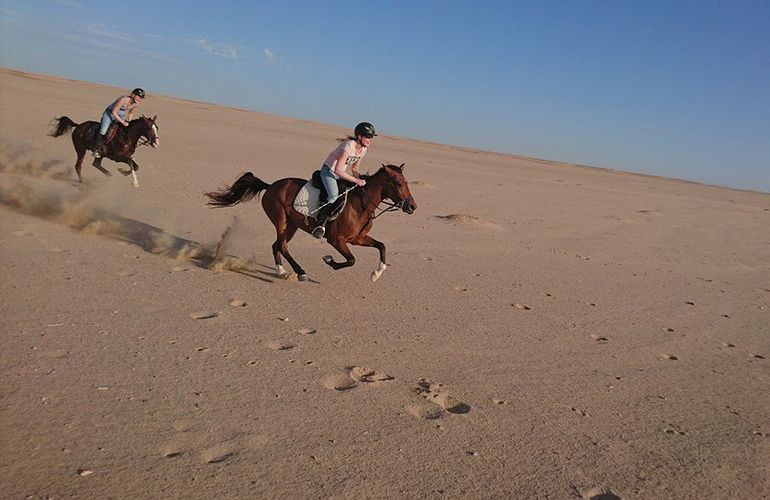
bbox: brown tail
[49,116,79,137]
[205,172,271,207]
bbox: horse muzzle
[401,196,416,214]
[152,138,159,148]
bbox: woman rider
[311,122,376,238]
[93,88,146,157]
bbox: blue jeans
[99,109,126,135]
[320,164,339,203]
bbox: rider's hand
[357,179,366,187]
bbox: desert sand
[1,67,768,499]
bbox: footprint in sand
[267,340,296,351]
[413,378,471,415]
[200,442,237,464]
[190,311,219,320]
[571,406,589,417]
[349,366,395,384]
[581,486,621,500]
[663,423,687,436]
[161,442,184,458]
[321,366,394,391]
[404,402,445,420]
[321,373,358,391]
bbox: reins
[367,198,403,220]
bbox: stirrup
[311,225,326,239]
[93,150,103,158]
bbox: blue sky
[1,0,768,192]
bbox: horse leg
[350,234,387,282]
[272,222,307,281]
[91,156,112,177]
[74,147,86,183]
[322,238,357,271]
[117,158,139,188]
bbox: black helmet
[131,88,146,98]
[354,122,377,138]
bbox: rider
[311,122,375,239]
[93,88,146,158]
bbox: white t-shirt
[323,140,367,178]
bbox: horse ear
[399,162,405,172]
[152,115,157,122]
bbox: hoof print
[414,378,471,415]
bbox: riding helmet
[131,88,146,98]
[354,122,377,138]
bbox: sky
[1,0,768,192]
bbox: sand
[1,67,768,499]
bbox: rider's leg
[312,165,339,239]
[94,111,112,158]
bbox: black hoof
[298,274,308,282]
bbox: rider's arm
[111,97,129,126]
[350,158,362,178]
[333,150,365,186]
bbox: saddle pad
[293,180,324,217]
[293,180,346,219]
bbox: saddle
[94,122,120,145]
[293,170,351,219]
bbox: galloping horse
[49,115,159,187]
[205,164,417,282]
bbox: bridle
[361,175,413,221]
[135,118,158,147]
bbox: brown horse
[49,115,159,187]
[205,164,417,282]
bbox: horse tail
[49,116,79,137]
[205,172,270,207]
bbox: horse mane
[367,163,403,178]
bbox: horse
[49,115,159,188]
[205,163,417,282]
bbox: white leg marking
[131,169,139,188]
[370,260,387,282]
[276,264,287,276]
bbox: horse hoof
[322,255,334,265]
[298,274,308,282]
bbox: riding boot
[93,134,105,158]
[311,203,333,239]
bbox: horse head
[381,163,417,214]
[139,115,160,148]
